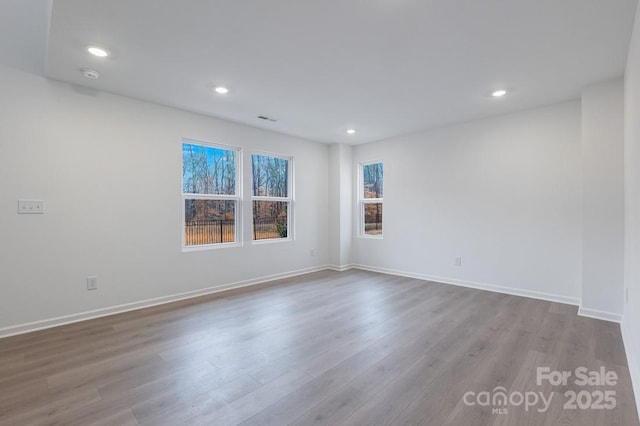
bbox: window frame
[181,139,242,251]
[359,160,384,239]
[251,151,294,244]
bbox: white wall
[328,145,341,266]
[623,2,640,415]
[580,79,625,321]
[351,101,583,304]
[327,143,353,268]
[328,144,353,268]
[0,64,329,335]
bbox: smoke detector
[82,69,100,79]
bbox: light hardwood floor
[0,270,637,425]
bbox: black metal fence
[185,217,287,245]
[364,222,382,232]
[364,224,382,236]
[364,203,382,235]
[253,217,287,240]
[185,219,235,245]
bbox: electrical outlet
[18,199,44,214]
[87,276,98,291]
[454,257,462,267]
[626,288,629,304]
[310,248,316,257]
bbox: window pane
[363,163,383,199]
[253,201,288,240]
[251,155,288,197]
[364,202,383,235]
[184,199,235,246]
[182,143,236,195]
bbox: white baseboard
[351,264,581,306]
[621,319,640,423]
[0,263,613,340]
[0,265,329,339]
[577,306,623,323]
[327,264,354,272]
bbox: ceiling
[0,0,49,76]
[13,0,640,144]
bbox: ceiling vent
[257,115,278,122]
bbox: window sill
[252,237,293,245]
[182,242,242,252]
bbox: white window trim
[358,160,383,239]
[181,139,243,251]
[251,151,294,243]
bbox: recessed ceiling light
[87,46,110,58]
[492,89,507,97]
[346,129,356,134]
[214,86,229,94]
[82,68,100,79]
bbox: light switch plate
[18,199,44,214]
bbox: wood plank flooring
[0,270,638,425]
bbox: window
[182,141,240,248]
[360,162,383,237]
[251,153,292,241]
